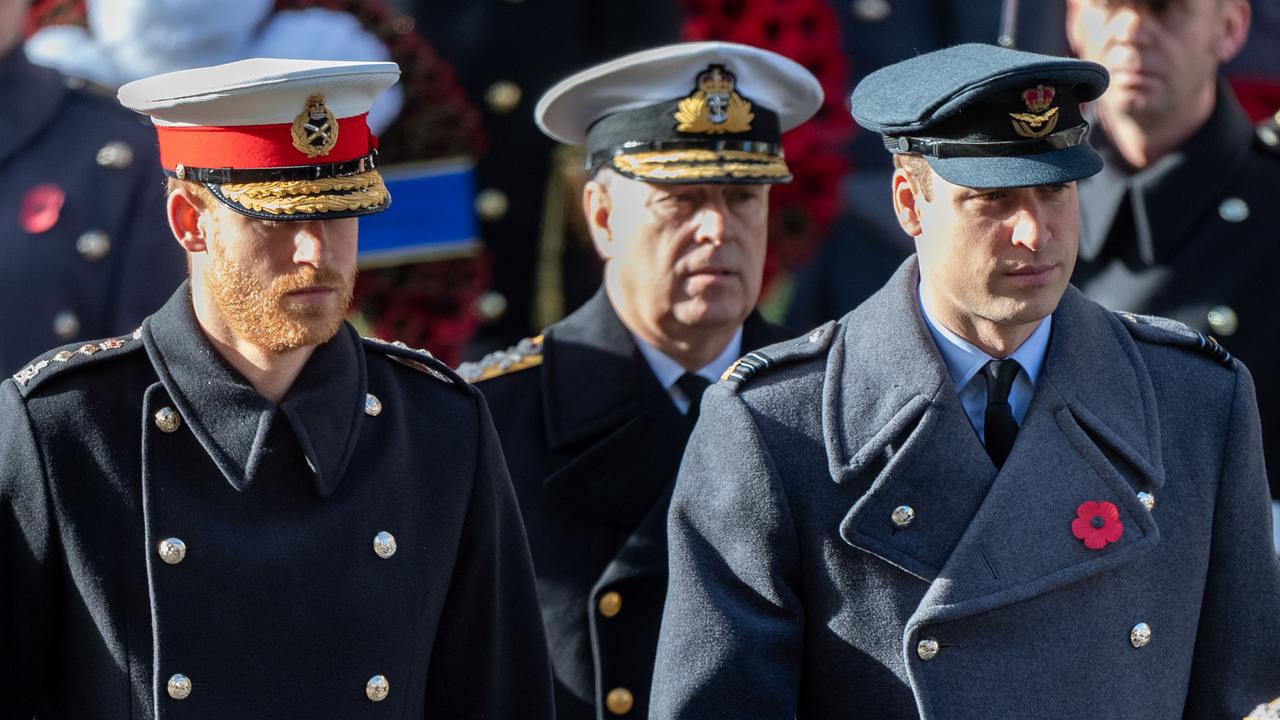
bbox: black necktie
[676,372,711,422]
[982,359,1022,468]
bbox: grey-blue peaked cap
[851,43,1110,188]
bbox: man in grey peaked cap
[0,58,553,719]
[457,41,821,720]
[651,43,1280,719]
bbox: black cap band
[886,123,1091,159]
[584,98,781,170]
[166,151,380,184]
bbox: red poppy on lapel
[1071,500,1124,550]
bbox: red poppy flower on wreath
[1072,500,1124,550]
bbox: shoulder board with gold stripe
[722,321,837,389]
[457,335,544,383]
[1114,311,1235,369]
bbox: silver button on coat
[158,537,187,565]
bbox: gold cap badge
[675,65,754,135]
[291,94,340,157]
[1009,85,1059,139]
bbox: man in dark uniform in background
[1065,0,1280,532]
[0,0,183,373]
[458,42,822,719]
[653,43,1280,718]
[0,58,553,718]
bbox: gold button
[891,505,915,528]
[167,673,192,700]
[52,310,80,340]
[485,80,522,114]
[154,407,182,433]
[1206,305,1238,337]
[77,230,111,261]
[158,537,187,565]
[366,674,390,702]
[598,591,622,618]
[475,188,509,222]
[1137,491,1155,512]
[96,141,134,169]
[373,531,397,559]
[1130,622,1151,648]
[605,687,633,715]
[365,393,383,417]
[917,637,939,661]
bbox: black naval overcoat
[464,289,789,720]
[0,285,555,719]
[1072,84,1280,498]
[0,47,184,374]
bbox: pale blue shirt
[633,327,743,415]
[918,284,1051,443]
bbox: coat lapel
[143,283,367,497]
[540,290,689,528]
[907,286,1164,630]
[545,290,790,566]
[831,259,999,582]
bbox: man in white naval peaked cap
[0,58,555,719]
[458,41,822,720]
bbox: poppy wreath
[679,0,855,299]
[1071,500,1124,550]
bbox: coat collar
[1079,82,1254,263]
[142,283,367,497]
[830,259,1164,621]
[541,288,659,450]
[0,47,71,169]
[540,287,785,528]
[541,287,781,450]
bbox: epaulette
[10,328,145,397]
[361,336,465,388]
[1256,112,1280,157]
[457,336,544,383]
[722,321,837,387]
[1114,311,1234,368]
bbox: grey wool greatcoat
[651,259,1280,719]
[0,284,555,719]
[466,289,789,720]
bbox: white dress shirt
[918,283,1051,443]
[634,327,743,415]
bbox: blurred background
[8,0,1279,369]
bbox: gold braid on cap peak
[220,172,389,215]
[611,149,790,181]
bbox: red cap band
[156,113,372,171]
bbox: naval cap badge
[291,93,339,158]
[675,64,754,135]
[1009,84,1059,139]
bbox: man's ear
[167,187,209,253]
[1216,0,1251,64]
[892,168,924,237]
[583,180,614,260]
